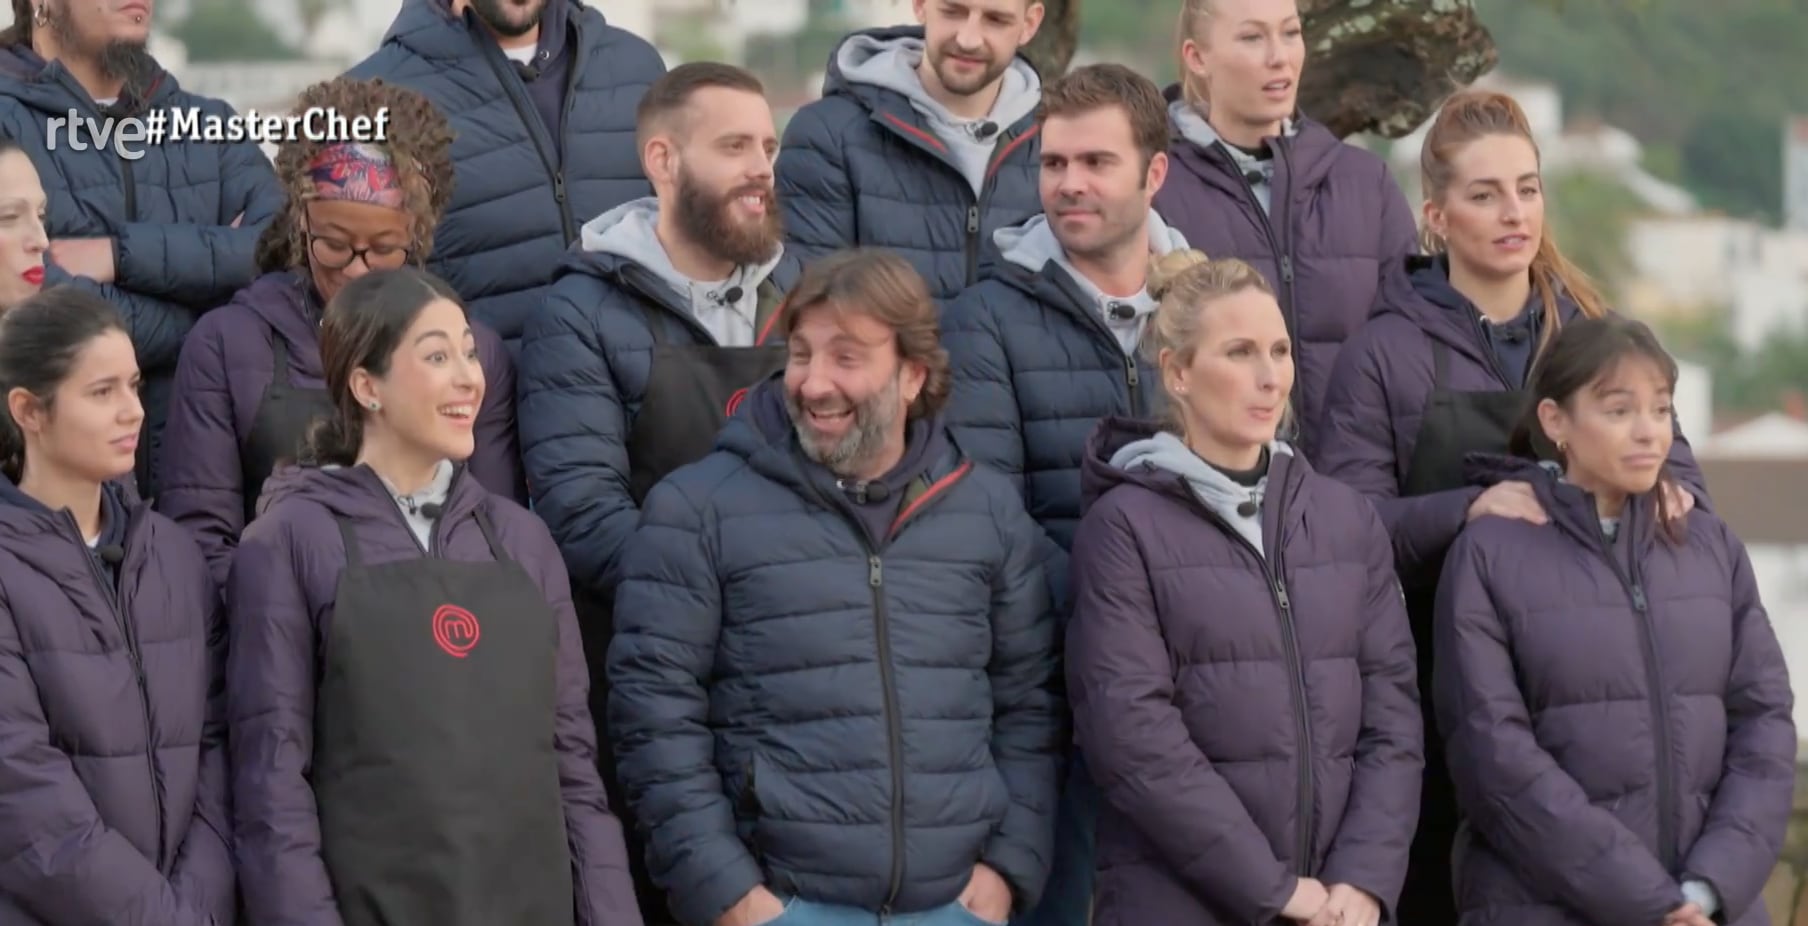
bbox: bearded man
[517,60,803,925]
[346,0,664,349]
[775,0,1046,299]
[0,0,282,500]
[607,248,1063,926]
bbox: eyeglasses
[307,234,414,271]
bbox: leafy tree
[171,0,300,62]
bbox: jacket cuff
[1680,877,1721,918]
[669,849,764,926]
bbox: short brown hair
[636,62,765,152]
[777,249,950,420]
[1036,63,1171,168]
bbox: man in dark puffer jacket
[0,0,282,499]
[776,3,1047,299]
[608,251,1063,926]
[943,63,1185,926]
[346,0,665,346]
[518,61,802,925]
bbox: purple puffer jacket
[224,463,636,926]
[1316,257,1711,581]
[1151,91,1418,459]
[1067,417,1422,925]
[157,269,526,588]
[1435,455,1795,926]
[0,478,233,924]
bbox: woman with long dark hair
[225,267,636,925]
[1434,315,1793,925]
[158,76,523,588]
[1314,89,1712,922]
[0,287,232,923]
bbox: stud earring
[368,400,381,411]
[1556,440,1568,454]
[32,4,46,26]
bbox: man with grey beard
[608,248,1062,926]
[347,0,664,350]
[516,60,803,925]
[0,0,282,501]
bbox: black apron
[315,505,575,926]
[1394,341,1525,925]
[576,294,785,925]
[241,337,332,521]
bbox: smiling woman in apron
[226,266,638,926]
[157,76,525,590]
[1314,90,1713,924]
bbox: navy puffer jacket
[1434,455,1795,926]
[942,215,1179,551]
[1067,417,1422,926]
[606,380,1063,926]
[775,26,1043,299]
[0,47,283,497]
[345,0,665,344]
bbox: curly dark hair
[254,77,456,274]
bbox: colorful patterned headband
[306,142,404,209]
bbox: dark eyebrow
[412,329,472,346]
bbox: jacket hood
[0,474,133,544]
[996,210,1190,278]
[0,42,172,115]
[1159,82,1344,195]
[384,0,575,61]
[1462,450,1662,551]
[568,196,789,323]
[236,270,321,362]
[991,212,1188,341]
[255,459,482,526]
[826,26,1041,129]
[1375,255,1578,369]
[1079,416,1308,537]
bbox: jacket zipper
[1045,270,1145,417]
[478,43,577,245]
[66,510,165,867]
[966,127,1039,287]
[1594,510,1676,867]
[1467,313,1517,389]
[798,462,971,913]
[1223,142,1299,419]
[1190,497,1315,871]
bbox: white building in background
[1787,116,1808,233]
[1626,216,1808,353]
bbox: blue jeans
[767,898,1004,926]
[1013,751,1097,926]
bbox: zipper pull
[1124,355,1139,388]
[553,172,566,204]
[869,555,883,587]
[966,205,979,234]
[1631,584,1647,612]
[1280,255,1294,284]
[1274,580,1291,612]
